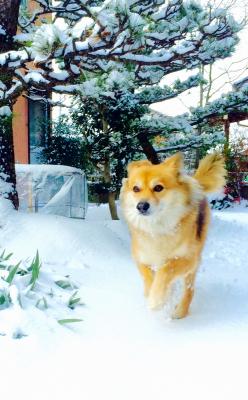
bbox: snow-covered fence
[16,164,88,218]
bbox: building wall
[13,0,51,165]
[13,96,29,164]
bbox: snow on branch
[134,112,194,136]
[0,0,242,107]
[190,85,248,125]
[135,73,205,104]
[155,131,224,154]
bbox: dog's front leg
[137,264,154,297]
[148,257,196,311]
[172,271,196,319]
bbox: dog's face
[121,154,194,234]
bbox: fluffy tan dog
[121,153,225,318]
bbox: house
[13,97,50,164]
[13,0,51,165]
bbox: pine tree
[0,0,242,214]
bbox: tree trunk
[223,117,230,158]
[194,127,202,169]
[137,132,160,164]
[194,64,205,168]
[0,0,21,208]
[103,158,119,220]
[108,191,119,220]
[0,0,20,47]
[100,111,119,220]
[0,115,19,209]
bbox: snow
[31,24,69,62]
[49,71,70,81]
[0,25,6,35]
[0,50,28,66]
[16,164,83,176]
[0,201,248,399]
[24,71,49,84]
[120,52,173,63]
[0,105,11,116]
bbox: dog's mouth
[138,209,150,216]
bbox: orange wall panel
[13,96,29,164]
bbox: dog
[121,152,225,318]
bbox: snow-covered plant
[31,24,70,62]
[0,249,84,335]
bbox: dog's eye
[133,186,141,193]
[153,185,164,192]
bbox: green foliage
[0,289,11,310]
[42,95,144,197]
[55,278,78,290]
[0,250,84,329]
[6,261,21,284]
[0,250,42,311]
[70,95,144,193]
[57,318,83,325]
[41,116,86,169]
[28,251,42,290]
[68,291,84,309]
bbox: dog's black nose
[137,201,150,214]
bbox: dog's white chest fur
[134,231,188,269]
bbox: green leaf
[0,250,13,262]
[6,261,21,284]
[29,251,42,290]
[68,291,84,309]
[0,250,13,261]
[4,252,13,261]
[0,294,6,306]
[0,290,11,310]
[57,318,83,325]
[55,280,73,290]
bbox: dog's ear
[127,159,151,176]
[163,153,184,174]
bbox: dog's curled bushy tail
[194,153,226,193]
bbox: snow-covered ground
[0,200,248,400]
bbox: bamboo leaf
[68,291,84,309]
[29,251,42,290]
[58,318,83,325]
[55,280,72,290]
[6,261,21,284]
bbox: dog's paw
[171,304,189,319]
[148,295,164,310]
[171,309,188,319]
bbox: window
[28,99,50,164]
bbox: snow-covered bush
[0,250,84,336]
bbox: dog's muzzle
[137,201,150,215]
